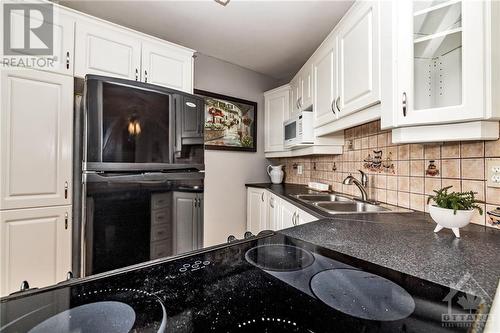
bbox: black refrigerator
[74,75,205,277]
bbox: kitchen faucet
[343,170,369,201]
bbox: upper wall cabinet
[265,85,290,152]
[337,0,381,117]
[75,18,142,81]
[0,69,73,210]
[141,40,194,93]
[4,8,75,76]
[389,0,500,143]
[290,63,314,118]
[313,37,337,128]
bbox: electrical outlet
[297,165,303,175]
[487,159,500,188]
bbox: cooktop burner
[234,316,309,332]
[28,301,136,333]
[310,269,416,321]
[245,244,315,272]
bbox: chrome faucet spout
[342,170,369,201]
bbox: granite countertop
[247,183,500,303]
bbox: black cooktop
[0,233,488,332]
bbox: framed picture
[195,89,257,152]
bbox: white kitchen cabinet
[337,0,381,117]
[313,37,338,128]
[297,209,317,225]
[5,8,75,76]
[0,206,72,296]
[141,40,194,93]
[279,199,297,229]
[75,18,142,80]
[0,69,73,210]
[300,63,314,110]
[264,85,290,153]
[289,77,300,118]
[246,187,268,235]
[172,192,203,254]
[267,193,281,231]
[389,0,500,142]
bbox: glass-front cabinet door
[396,0,486,126]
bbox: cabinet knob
[64,181,68,199]
[64,212,69,230]
[66,271,74,280]
[227,235,237,243]
[19,280,30,291]
[135,68,139,81]
[144,70,148,83]
[66,51,70,70]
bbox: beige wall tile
[387,176,398,191]
[398,192,410,208]
[369,135,378,149]
[410,193,425,211]
[410,160,425,177]
[425,178,442,195]
[441,143,460,159]
[398,160,410,176]
[376,174,387,189]
[470,204,486,226]
[442,178,462,192]
[410,144,424,159]
[362,137,369,149]
[462,180,486,202]
[398,145,409,160]
[461,159,485,180]
[441,159,460,179]
[387,190,398,205]
[485,140,500,157]
[377,133,388,147]
[376,188,387,203]
[424,144,441,160]
[409,177,424,194]
[486,186,500,205]
[386,146,398,161]
[398,176,410,192]
[461,141,485,158]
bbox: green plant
[427,186,483,215]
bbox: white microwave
[284,112,314,148]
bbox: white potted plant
[427,186,483,238]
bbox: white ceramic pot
[428,204,475,238]
[267,165,284,184]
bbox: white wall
[194,54,279,246]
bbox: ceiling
[60,0,353,80]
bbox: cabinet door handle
[270,198,274,208]
[298,97,302,109]
[135,68,139,81]
[295,213,299,226]
[64,212,69,230]
[292,212,296,225]
[261,192,264,202]
[335,96,341,113]
[331,99,336,115]
[66,51,70,70]
[144,70,148,83]
[402,92,407,117]
[64,181,68,199]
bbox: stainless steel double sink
[292,193,391,214]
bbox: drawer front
[151,225,170,242]
[152,209,169,225]
[151,241,171,260]
[151,193,169,210]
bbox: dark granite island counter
[247,183,500,304]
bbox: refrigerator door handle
[84,171,204,184]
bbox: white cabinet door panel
[297,209,317,225]
[265,87,289,152]
[0,206,71,296]
[172,192,196,254]
[338,1,381,116]
[142,41,193,93]
[279,199,296,230]
[246,188,267,235]
[0,70,73,210]
[75,19,141,80]
[313,43,337,127]
[267,194,281,231]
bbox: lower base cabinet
[0,206,72,296]
[247,187,318,234]
[172,192,203,254]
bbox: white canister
[267,165,284,184]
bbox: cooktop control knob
[179,260,211,273]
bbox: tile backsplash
[270,120,500,229]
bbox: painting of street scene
[195,90,257,152]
